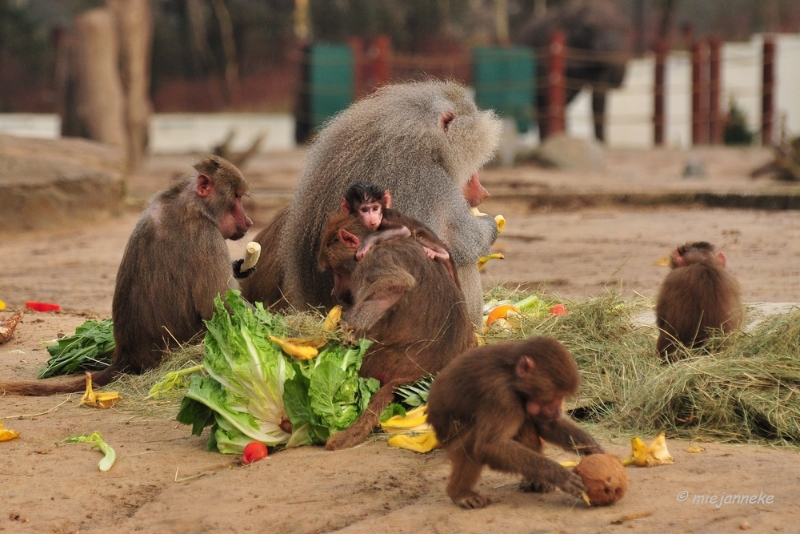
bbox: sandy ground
[2,148,800,533]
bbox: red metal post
[547,31,566,137]
[369,35,392,91]
[762,36,775,146]
[691,40,709,145]
[653,38,668,146]
[708,36,723,144]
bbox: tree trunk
[68,8,127,154]
[107,0,153,171]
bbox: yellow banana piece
[283,337,327,348]
[477,253,505,271]
[403,405,428,419]
[387,432,440,453]
[381,415,429,430]
[323,305,342,332]
[0,422,20,442]
[79,371,121,409]
[622,433,673,467]
[269,335,319,359]
[494,214,506,232]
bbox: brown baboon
[340,182,460,288]
[426,337,604,509]
[245,80,502,326]
[655,241,744,361]
[0,155,252,395]
[317,212,476,451]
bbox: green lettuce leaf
[39,319,114,378]
[177,290,381,453]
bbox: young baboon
[245,80,502,326]
[426,337,604,509]
[341,182,460,287]
[0,155,252,395]
[318,212,476,450]
[655,241,744,361]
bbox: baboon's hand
[553,467,587,498]
[232,259,256,279]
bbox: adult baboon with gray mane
[242,80,502,325]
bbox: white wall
[0,112,295,154]
[565,32,800,148]
[148,113,295,154]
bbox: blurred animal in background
[515,0,633,142]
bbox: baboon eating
[427,337,604,509]
[0,155,252,395]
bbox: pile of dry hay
[112,289,800,447]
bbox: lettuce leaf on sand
[177,290,379,453]
[40,319,114,378]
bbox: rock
[523,134,605,172]
[682,158,707,179]
[0,134,125,231]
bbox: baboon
[655,241,744,361]
[0,155,253,395]
[245,80,502,326]
[427,337,604,509]
[318,212,476,450]
[341,183,460,287]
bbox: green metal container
[309,44,355,131]
[472,46,535,133]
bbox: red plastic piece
[25,301,61,312]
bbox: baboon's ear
[339,229,360,249]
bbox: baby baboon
[341,182,460,287]
[427,337,604,509]
[655,241,744,361]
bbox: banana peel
[495,214,506,232]
[323,305,342,332]
[622,433,674,467]
[477,252,505,271]
[268,335,322,359]
[0,422,20,442]
[79,371,121,409]
[381,405,432,433]
[388,431,440,453]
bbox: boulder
[0,134,125,231]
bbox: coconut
[573,454,627,506]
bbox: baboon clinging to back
[242,80,502,325]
